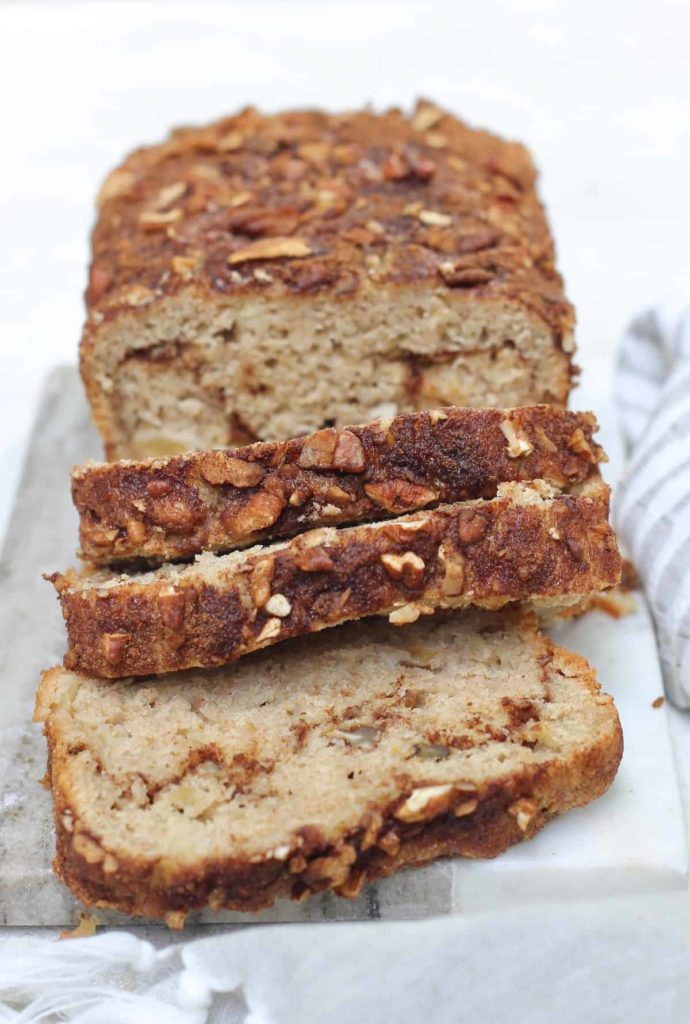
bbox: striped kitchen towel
[614,304,690,708]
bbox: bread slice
[80,100,575,460]
[50,477,620,679]
[35,608,622,925]
[73,406,604,565]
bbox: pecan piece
[264,593,291,618]
[125,518,147,546]
[419,209,452,227]
[332,430,366,472]
[224,491,285,535]
[500,419,535,458]
[87,266,112,304]
[146,478,172,498]
[567,427,596,462]
[438,263,494,287]
[198,452,265,488]
[382,152,409,180]
[395,784,455,823]
[438,542,465,596]
[250,559,275,608]
[102,632,129,665]
[294,546,335,572]
[302,844,356,887]
[508,797,538,832]
[158,589,186,631]
[566,537,585,561]
[377,829,401,856]
[380,551,425,586]
[457,509,489,544]
[364,479,438,512]
[297,429,338,469]
[227,236,312,263]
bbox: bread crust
[73,405,603,565]
[79,100,576,458]
[51,480,621,678]
[37,640,622,926]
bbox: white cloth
[2,892,690,1023]
[613,304,690,708]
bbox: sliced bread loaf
[35,609,622,925]
[50,478,620,678]
[80,101,575,460]
[73,406,603,565]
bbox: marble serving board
[0,367,686,926]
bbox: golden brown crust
[73,406,604,565]
[52,481,621,678]
[82,101,572,334]
[41,642,622,925]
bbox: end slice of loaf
[80,101,575,460]
[50,477,621,678]
[35,609,622,925]
[73,405,603,565]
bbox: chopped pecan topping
[227,236,312,263]
[294,545,335,572]
[146,479,172,498]
[508,797,538,832]
[438,263,494,287]
[138,208,182,231]
[225,491,285,534]
[388,603,422,625]
[411,102,444,133]
[158,589,186,631]
[102,632,129,665]
[364,479,438,512]
[395,784,455,822]
[255,617,282,644]
[380,551,426,586]
[377,829,401,856]
[264,593,291,618]
[87,266,112,304]
[454,797,478,817]
[250,559,275,607]
[500,419,535,458]
[332,430,366,472]
[419,209,452,227]
[302,844,356,887]
[567,427,596,461]
[457,509,489,544]
[297,429,337,469]
[566,537,585,561]
[198,453,265,488]
[438,542,465,596]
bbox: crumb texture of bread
[51,477,621,678]
[35,609,622,924]
[73,405,603,564]
[80,100,576,459]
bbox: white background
[1,0,690,542]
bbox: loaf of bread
[35,609,622,925]
[81,100,575,460]
[73,405,603,565]
[50,477,620,678]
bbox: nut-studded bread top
[84,100,572,337]
[80,101,576,460]
[35,609,622,924]
[73,406,604,565]
[50,478,621,678]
